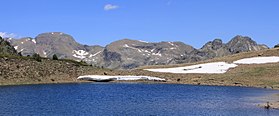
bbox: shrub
[18,52,22,56]
[52,54,58,60]
[32,53,42,62]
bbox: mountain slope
[0,36,111,85]
[101,39,195,69]
[9,32,104,63]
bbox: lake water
[0,83,279,115]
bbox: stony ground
[0,57,112,85]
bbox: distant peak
[233,35,251,39]
[38,32,67,36]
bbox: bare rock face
[8,37,37,56]
[226,35,268,54]
[183,36,268,63]
[193,39,230,61]
[9,33,269,69]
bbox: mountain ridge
[6,32,269,69]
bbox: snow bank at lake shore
[77,75,166,82]
[145,56,279,74]
[145,62,237,74]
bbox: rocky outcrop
[226,35,268,54]
[0,36,17,55]
[274,44,279,48]
[9,33,269,69]
[177,36,269,64]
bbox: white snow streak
[145,62,237,74]
[14,46,18,50]
[233,56,279,64]
[145,56,279,74]
[77,75,166,81]
[32,39,36,44]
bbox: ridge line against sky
[0,0,278,48]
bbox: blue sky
[0,0,278,48]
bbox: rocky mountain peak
[201,39,224,50]
[226,35,268,54]
[35,32,75,44]
[227,35,255,45]
[8,33,269,69]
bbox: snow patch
[152,51,162,57]
[145,56,279,74]
[77,75,166,81]
[168,42,175,46]
[73,54,86,59]
[139,40,149,43]
[32,39,36,44]
[145,62,238,74]
[123,44,143,52]
[14,46,18,50]
[72,50,89,59]
[233,56,279,64]
[144,50,150,53]
[43,51,47,56]
[123,44,129,47]
[73,50,89,56]
[21,42,24,44]
[89,51,102,58]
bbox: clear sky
[0,0,278,48]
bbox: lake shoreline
[1,80,279,110]
[0,79,276,89]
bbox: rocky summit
[177,36,269,63]
[8,32,104,63]
[7,33,269,69]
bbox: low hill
[136,48,279,89]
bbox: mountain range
[5,32,269,69]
